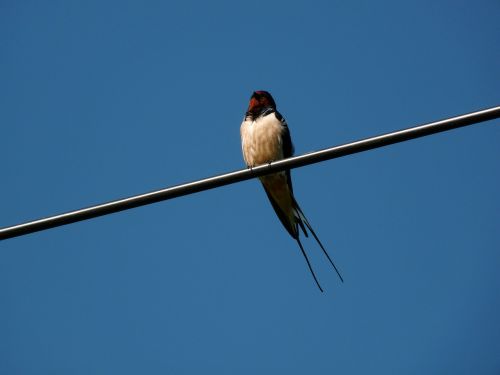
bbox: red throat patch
[247,97,261,112]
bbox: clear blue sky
[1,1,499,374]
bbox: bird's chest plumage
[240,113,284,167]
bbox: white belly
[240,114,284,167]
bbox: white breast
[240,113,284,168]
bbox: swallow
[240,90,343,292]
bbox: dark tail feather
[295,202,344,283]
[296,237,323,292]
[297,219,308,238]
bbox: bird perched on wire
[240,90,343,292]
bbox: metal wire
[1,105,499,241]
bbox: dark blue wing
[275,110,295,194]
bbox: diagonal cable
[1,105,499,241]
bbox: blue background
[1,1,499,373]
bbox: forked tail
[293,199,344,290]
[295,236,324,292]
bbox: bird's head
[247,90,276,115]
